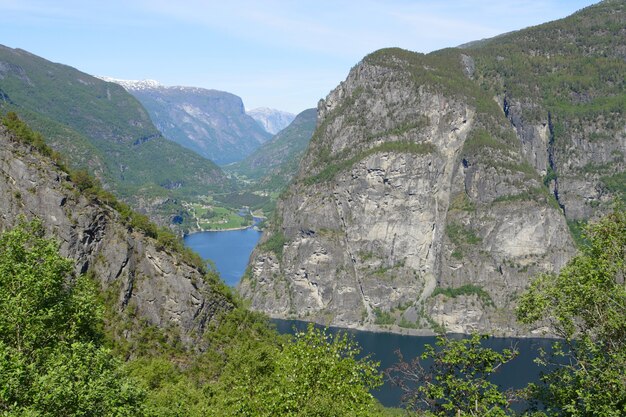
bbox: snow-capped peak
[97,76,163,91]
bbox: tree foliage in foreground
[211,323,383,416]
[517,208,626,416]
[0,220,386,416]
[5,211,623,416]
[0,220,145,415]
[386,334,518,416]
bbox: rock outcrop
[240,1,626,335]
[0,125,233,345]
[240,51,577,335]
[247,107,296,135]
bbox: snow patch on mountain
[97,77,163,91]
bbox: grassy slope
[0,45,231,209]
[229,108,317,181]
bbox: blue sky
[1,0,597,114]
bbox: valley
[1,1,623,337]
[1,0,625,415]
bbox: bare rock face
[242,2,626,336]
[502,96,626,221]
[240,50,578,336]
[0,126,232,345]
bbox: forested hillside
[0,45,231,227]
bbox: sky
[1,0,598,114]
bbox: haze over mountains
[0,45,229,226]
[102,77,272,165]
[246,107,296,135]
[0,42,315,234]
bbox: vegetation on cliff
[2,112,206,271]
[0,115,386,416]
[1,109,625,416]
[0,44,232,228]
[0,220,145,415]
[517,207,626,415]
[243,0,624,335]
[1,207,624,415]
[385,206,626,416]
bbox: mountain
[240,0,625,336]
[0,45,229,226]
[247,107,296,134]
[0,120,233,346]
[103,78,272,165]
[228,108,317,191]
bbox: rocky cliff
[0,124,233,346]
[240,1,625,336]
[247,107,296,135]
[106,79,272,165]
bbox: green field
[188,201,254,231]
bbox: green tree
[386,334,518,416]
[213,323,383,416]
[517,208,626,416]
[71,168,96,192]
[125,357,211,417]
[0,220,145,415]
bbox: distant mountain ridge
[0,45,228,226]
[229,108,316,192]
[103,78,271,165]
[247,107,295,134]
[98,77,162,91]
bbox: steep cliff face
[464,0,626,221]
[240,50,577,335]
[240,2,625,336]
[0,125,232,345]
[247,107,296,135]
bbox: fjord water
[184,230,549,408]
[273,319,552,408]
[184,227,262,286]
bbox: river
[184,229,550,409]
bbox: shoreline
[261,313,559,339]
[186,224,262,234]
[186,205,266,235]
[186,217,265,235]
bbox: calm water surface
[273,319,552,408]
[183,227,262,287]
[184,230,551,408]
